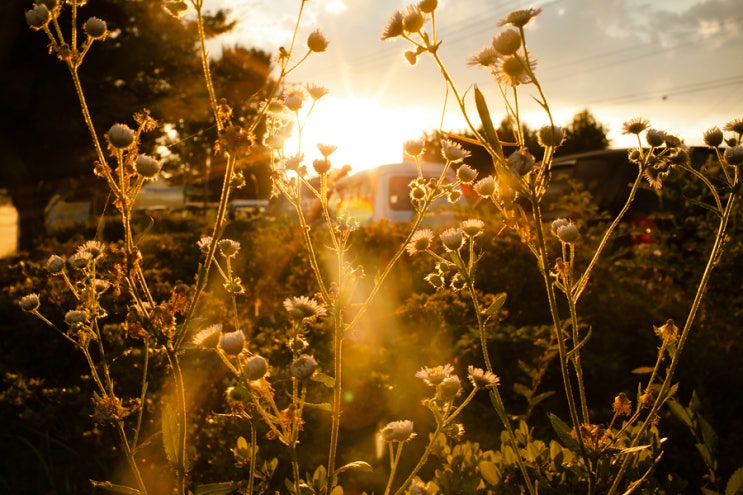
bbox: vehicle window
[389,176,415,211]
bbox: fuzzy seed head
[553,219,580,244]
[406,229,434,255]
[45,254,65,274]
[25,4,50,29]
[492,29,521,55]
[723,118,743,135]
[19,294,41,312]
[456,164,478,183]
[460,219,485,237]
[107,123,135,149]
[244,355,268,381]
[381,420,416,442]
[474,176,496,198]
[284,90,304,112]
[290,354,317,380]
[283,295,327,322]
[496,55,534,87]
[645,128,666,147]
[135,154,162,178]
[402,5,425,33]
[703,127,724,148]
[68,251,92,270]
[724,145,743,165]
[65,309,88,326]
[441,139,470,163]
[84,17,107,39]
[538,125,565,148]
[381,10,404,40]
[307,29,329,53]
[509,148,535,175]
[468,45,500,68]
[217,239,241,258]
[219,330,245,355]
[498,8,542,28]
[440,227,464,251]
[192,323,222,348]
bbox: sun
[285,95,434,173]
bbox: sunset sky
[206,0,743,171]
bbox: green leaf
[548,413,579,451]
[512,382,532,399]
[699,414,718,453]
[631,366,655,375]
[725,466,743,495]
[162,401,179,466]
[330,487,344,495]
[479,460,499,485]
[667,400,693,428]
[696,443,714,470]
[89,481,142,494]
[311,372,335,388]
[529,391,556,408]
[304,402,332,412]
[334,461,373,476]
[194,482,241,495]
[481,292,507,317]
[473,85,504,161]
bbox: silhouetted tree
[559,109,610,155]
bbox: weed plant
[13,1,743,494]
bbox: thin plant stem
[607,189,737,495]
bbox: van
[329,162,461,224]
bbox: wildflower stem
[607,189,737,495]
[191,0,221,131]
[247,418,257,495]
[391,425,443,495]
[166,348,189,495]
[383,442,405,495]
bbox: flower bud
[703,127,724,148]
[645,128,666,147]
[538,125,565,148]
[84,17,107,40]
[440,228,464,251]
[555,222,580,244]
[107,123,135,149]
[65,309,88,326]
[226,385,250,402]
[724,146,743,166]
[217,239,241,257]
[290,354,317,380]
[404,50,418,66]
[307,29,329,53]
[313,158,331,175]
[664,134,682,148]
[473,176,496,198]
[134,154,162,178]
[244,355,268,381]
[45,254,65,274]
[438,375,461,402]
[492,29,521,55]
[219,330,245,355]
[418,0,437,14]
[456,164,478,183]
[402,6,424,33]
[19,294,41,312]
[25,4,50,29]
[404,139,424,157]
[381,420,415,442]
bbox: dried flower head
[496,54,535,87]
[107,123,135,149]
[284,90,304,112]
[418,0,438,14]
[723,118,743,135]
[509,148,535,175]
[438,375,462,401]
[645,128,666,147]
[45,254,65,274]
[492,29,522,55]
[468,45,500,68]
[406,229,435,255]
[402,5,425,34]
[317,143,337,158]
[219,330,245,355]
[440,227,464,251]
[404,139,425,157]
[218,239,241,258]
[192,323,222,348]
[456,164,478,183]
[244,355,268,381]
[25,4,50,29]
[19,294,41,313]
[381,420,416,442]
[84,17,107,40]
[612,392,632,417]
[723,145,743,166]
[415,364,454,386]
[77,240,106,260]
[622,118,650,135]
[381,10,404,40]
[290,354,318,380]
[538,124,565,148]
[498,8,542,28]
[307,29,329,53]
[65,309,88,326]
[654,319,679,343]
[313,158,331,175]
[467,366,500,389]
[441,139,471,162]
[68,251,92,270]
[283,295,327,321]
[474,176,496,198]
[703,127,724,148]
[306,84,329,100]
[664,134,682,148]
[135,154,163,178]
[460,219,485,237]
[553,219,580,244]
[197,236,212,254]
